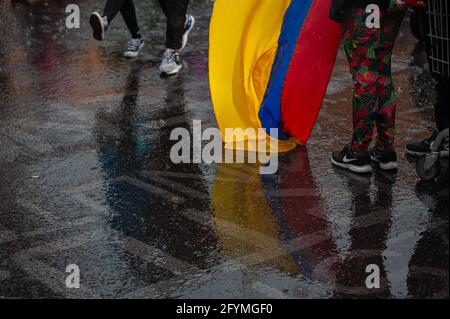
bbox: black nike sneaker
[370,147,398,171]
[405,128,438,157]
[331,144,372,174]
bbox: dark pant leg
[434,75,450,132]
[120,0,140,38]
[158,0,189,50]
[103,0,126,22]
[158,0,169,15]
[103,0,140,38]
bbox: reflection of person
[94,66,215,282]
[406,0,449,157]
[334,172,394,298]
[90,0,195,75]
[330,0,405,174]
[407,178,449,298]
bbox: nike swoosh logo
[343,155,357,163]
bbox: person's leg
[406,1,449,157]
[331,7,379,174]
[120,0,141,39]
[120,0,140,39]
[158,0,192,75]
[435,74,450,132]
[344,8,380,154]
[90,0,124,41]
[405,74,449,156]
[374,10,405,152]
[103,0,127,23]
[158,0,169,16]
[103,0,141,38]
[159,0,189,50]
[119,0,144,58]
[91,0,141,44]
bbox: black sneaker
[405,128,438,157]
[331,144,372,174]
[90,12,108,41]
[370,147,398,171]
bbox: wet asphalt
[0,0,448,299]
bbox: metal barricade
[427,0,450,78]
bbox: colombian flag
[209,0,341,152]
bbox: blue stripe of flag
[258,0,313,140]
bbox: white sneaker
[124,37,144,58]
[159,49,182,75]
[89,12,108,41]
[180,15,195,51]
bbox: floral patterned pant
[343,7,405,153]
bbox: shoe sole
[405,149,428,157]
[90,12,104,41]
[331,156,372,174]
[124,42,144,58]
[180,16,195,51]
[161,64,182,76]
[371,156,398,171]
[406,149,449,158]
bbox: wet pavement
[0,0,448,299]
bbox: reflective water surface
[0,0,448,298]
